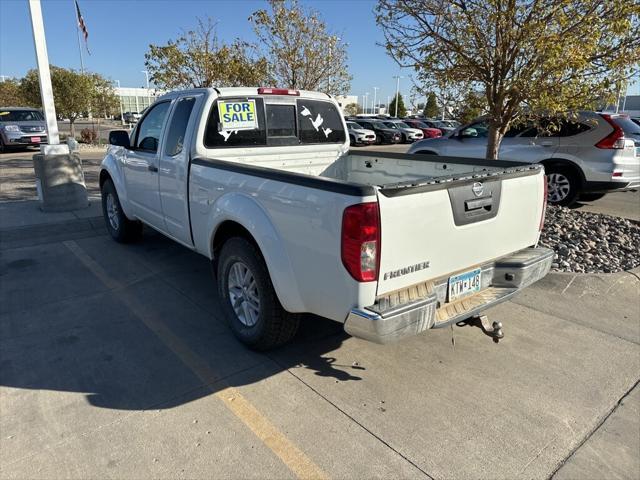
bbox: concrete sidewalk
[1,199,638,479]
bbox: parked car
[381,120,424,143]
[422,119,456,136]
[123,112,141,123]
[353,119,402,144]
[440,120,461,129]
[402,119,443,139]
[101,86,551,349]
[0,107,48,152]
[346,121,376,146]
[407,112,640,206]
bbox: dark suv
[353,119,401,144]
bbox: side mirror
[460,128,478,138]
[109,130,131,148]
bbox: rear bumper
[344,247,553,343]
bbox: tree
[250,0,352,96]
[388,92,407,117]
[423,92,439,118]
[343,103,361,116]
[21,66,94,137]
[0,79,29,106]
[376,0,640,159]
[455,90,486,124]
[90,74,119,119]
[145,17,269,89]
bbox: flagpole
[73,0,85,73]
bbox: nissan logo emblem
[472,182,484,197]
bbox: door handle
[148,165,158,172]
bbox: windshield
[0,110,44,122]
[395,122,410,129]
[383,122,398,129]
[347,122,362,129]
[413,121,429,128]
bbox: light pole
[115,80,124,126]
[142,70,150,110]
[365,92,369,115]
[372,87,379,115]
[393,75,404,117]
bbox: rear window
[612,116,640,136]
[297,99,346,144]
[0,110,44,122]
[204,97,345,147]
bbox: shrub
[80,128,98,144]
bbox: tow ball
[459,315,504,343]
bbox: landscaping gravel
[539,206,640,274]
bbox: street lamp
[114,80,124,126]
[142,70,150,110]
[372,87,379,115]
[365,92,369,115]
[393,75,404,117]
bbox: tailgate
[376,166,545,296]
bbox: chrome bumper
[344,247,554,344]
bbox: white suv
[408,112,640,205]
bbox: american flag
[75,0,90,54]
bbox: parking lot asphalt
[1,203,638,479]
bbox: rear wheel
[546,167,580,206]
[349,135,355,146]
[216,237,299,350]
[101,179,143,242]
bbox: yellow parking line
[63,240,328,480]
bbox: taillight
[257,87,300,96]
[539,174,548,232]
[341,202,380,282]
[596,114,626,149]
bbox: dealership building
[114,87,161,114]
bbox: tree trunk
[485,124,503,160]
[70,119,76,139]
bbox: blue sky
[0,0,415,106]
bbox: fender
[539,157,587,185]
[100,147,135,219]
[206,192,306,313]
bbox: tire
[101,179,143,242]
[401,133,407,143]
[545,167,580,206]
[579,192,606,202]
[0,137,6,153]
[216,237,299,350]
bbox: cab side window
[164,97,196,156]
[135,102,171,152]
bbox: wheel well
[211,221,260,267]
[413,150,438,156]
[99,169,111,188]
[539,159,585,186]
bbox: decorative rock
[539,206,640,274]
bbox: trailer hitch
[458,315,504,343]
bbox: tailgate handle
[465,197,493,211]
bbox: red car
[403,119,442,138]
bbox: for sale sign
[218,100,258,131]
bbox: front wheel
[101,179,143,242]
[546,168,580,206]
[216,237,299,350]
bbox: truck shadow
[0,229,363,412]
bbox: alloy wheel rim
[106,193,120,230]
[547,173,571,203]
[227,261,260,327]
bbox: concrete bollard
[32,144,89,212]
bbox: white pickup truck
[101,87,553,350]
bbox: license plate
[448,268,482,302]
[30,137,41,143]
